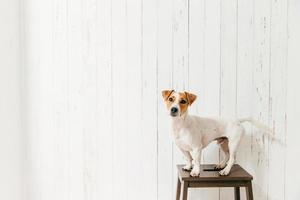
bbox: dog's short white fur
[162,90,273,176]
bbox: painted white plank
[81,0,99,199]
[126,0,143,199]
[251,0,271,198]
[157,0,173,198]
[141,0,158,198]
[24,0,44,198]
[38,0,57,199]
[0,0,23,199]
[219,0,238,198]
[219,0,237,118]
[67,0,85,199]
[51,0,70,199]
[188,0,205,116]
[172,0,189,91]
[26,0,70,199]
[96,0,113,199]
[285,0,300,199]
[267,0,288,199]
[111,0,128,198]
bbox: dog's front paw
[190,168,200,177]
[219,167,230,176]
[182,164,192,171]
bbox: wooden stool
[176,164,253,200]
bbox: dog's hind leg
[219,125,244,175]
[219,140,239,175]
[215,138,229,170]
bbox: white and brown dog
[162,90,273,176]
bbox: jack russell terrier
[162,90,273,176]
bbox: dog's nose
[171,107,178,114]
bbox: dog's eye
[180,99,187,104]
[168,97,174,102]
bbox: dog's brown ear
[185,92,197,105]
[162,90,174,101]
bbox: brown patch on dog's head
[184,91,197,106]
[162,90,175,110]
[177,92,189,115]
[162,90,174,100]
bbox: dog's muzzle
[170,107,178,117]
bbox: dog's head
[161,90,197,117]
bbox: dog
[161,90,273,176]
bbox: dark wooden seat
[176,164,253,200]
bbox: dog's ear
[185,92,197,105]
[161,90,174,101]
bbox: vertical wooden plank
[201,0,221,198]
[172,0,189,198]
[22,0,45,199]
[68,0,84,199]
[187,0,205,198]
[26,0,70,199]
[39,0,56,199]
[251,0,271,198]
[24,0,56,198]
[285,0,300,199]
[111,0,128,198]
[188,0,205,115]
[23,0,43,199]
[81,0,99,199]
[172,0,189,90]
[52,0,70,199]
[235,0,254,198]
[268,0,288,199]
[96,0,113,199]
[157,0,173,198]
[126,0,143,199]
[24,0,41,199]
[0,0,22,199]
[219,0,238,198]
[219,0,238,118]
[141,0,158,198]
[20,0,27,198]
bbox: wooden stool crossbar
[176,164,253,200]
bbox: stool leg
[176,178,181,200]
[234,187,240,200]
[180,181,188,200]
[245,182,253,200]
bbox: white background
[1,0,300,199]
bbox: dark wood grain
[176,178,181,200]
[177,164,253,181]
[234,187,240,200]
[180,181,188,200]
[246,182,254,200]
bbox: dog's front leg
[179,149,193,171]
[190,148,202,177]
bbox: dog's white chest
[174,129,193,151]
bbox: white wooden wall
[22,0,300,199]
[0,0,23,199]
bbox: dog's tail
[238,117,274,138]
